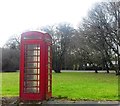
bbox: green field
[1,72,119,100]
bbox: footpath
[1,97,119,106]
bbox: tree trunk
[95,68,98,73]
[106,68,109,73]
[54,61,61,73]
[106,63,109,73]
[94,65,98,73]
[54,67,61,73]
[116,55,120,75]
[103,57,109,73]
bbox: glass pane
[48,51,50,57]
[27,45,39,50]
[48,58,50,62]
[25,69,38,74]
[25,88,37,93]
[25,81,38,87]
[25,69,40,74]
[48,86,50,92]
[26,56,40,62]
[48,69,50,74]
[48,80,50,86]
[26,63,38,68]
[48,75,50,79]
[48,64,50,69]
[48,46,50,51]
[26,75,38,80]
[38,69,40,74]
[38,63,40,68]
[26,50,39,56]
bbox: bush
[2,48,19,72]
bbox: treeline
[2,2,120,74]
[2,36,20,72]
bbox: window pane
[25,81,37,87]
[26,50,38,56]
[26,56,40,62]
[48,52,50,57]
[48,86,50,92]
[48,80,50,86]
[24,88,37,93]
[48,64,50,69]
[27,45,38,50]
[25,75,38,80]
[48,46,50,51]
[26,63,37,68]
[25,69,38,74]
[48,58,50,62]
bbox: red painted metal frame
[20,31,52,101]
[45,41,52,99]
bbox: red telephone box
[20,31,52,101]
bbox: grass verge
[2,72,118,100]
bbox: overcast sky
[0,0,102,47]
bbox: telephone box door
[20,40,46,100]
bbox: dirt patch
[1,97,119,106]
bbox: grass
[52,72,118,101]
[1,72,119,100]
[1,72,19,96]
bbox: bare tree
[2,35,20,72]
[4,35,20,50]
[75,2,120,73]
[41,23,75,72]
